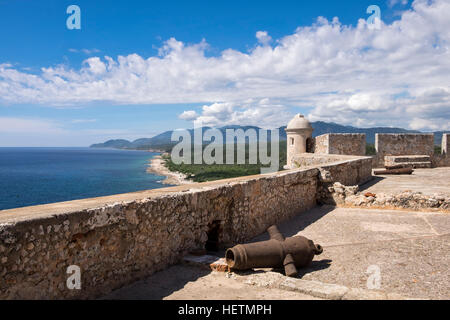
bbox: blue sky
[1,0,402,66]
[1,0,449,146]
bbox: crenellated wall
[313,134,329,154]
[308,132,449,168]
[375,133,435,167]
[0,156,372,299]
[314,134,366,156]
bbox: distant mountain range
[90,121,446,150]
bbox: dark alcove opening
[205,220,222,252]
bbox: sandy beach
[147,154,193,186]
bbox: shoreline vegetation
[147,154,193,186]
[145,141,380,185]
[162,141,288,183]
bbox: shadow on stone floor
[358,176,385,192]
[253,259,333,279]
[269,259,332,278]
[102,264,213,300]
[297,259,332,278]
[249,205,336,242]
[273,205,336,239]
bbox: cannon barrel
[225,225,322,277]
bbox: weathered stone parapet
[0,156,372,299]
[318,156,373,187]
[292,153,363,168]
[316,156,372,206]
[313,134,329,154]
[375,133,435,168]
[314,134,366,156]
[432,154,450,167]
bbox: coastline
[147,154,193,186]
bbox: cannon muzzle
[225,225,322,277]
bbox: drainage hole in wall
[205,220,222,252]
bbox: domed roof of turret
[286,114,312,131]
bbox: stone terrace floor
[105,168,450,300]
[105,205,449,300]
[252,206,450,299]
[363,168,450,196]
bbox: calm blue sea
[0,147,168,211]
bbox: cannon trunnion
[225,225,323,277]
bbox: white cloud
[180,99,292,128]
[178,110,199,121]
[389,0,409,7]
[409,117,449,131]
[1,0,449,131]
[83,57,107,75]
[69,48,101,55]
[0,117,158,147]
[71,119,97,123]
[256,31,272,46]
[0,117,64,134]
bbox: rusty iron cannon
[225,225,323,277]
[374,166,414,175]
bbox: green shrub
[366,144,376,156]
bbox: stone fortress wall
[0,156,372,299]
[375,134,434,167]
[308,132,449,168]
[313,134,328,154]
[313,134,366,156]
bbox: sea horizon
[0,147,168,211]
